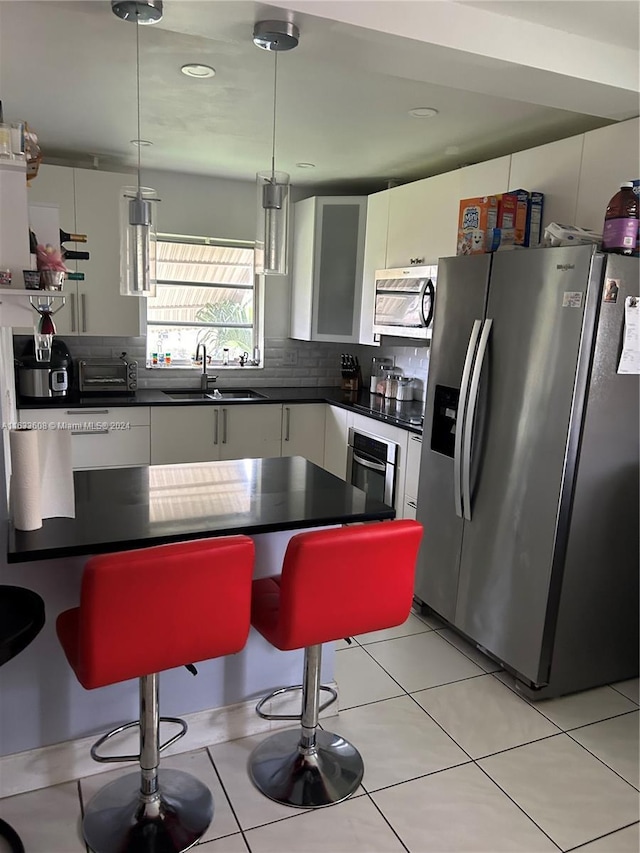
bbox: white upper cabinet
[575,118,640,233]
[291,196,367,343]
[509,136,583,233]
[74,169,142,337]
[359,191,389,345]
[458,156,511,200]
[24,165,141,336]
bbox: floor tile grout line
[203,745,254,851]
[361,757,473,797]
[564,726,640,792]
[563,820,640,852]
[490,671,640,733]
[609,682,640,706]
[354,627,434,647]
[362,788,411,853]
[472,761,565,852]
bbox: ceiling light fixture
[181,63,216,79]
[253,20,300,276]
[111,0,163,24]
[113,2,160,297]
[296,162,316,169]
[408,107,439,118]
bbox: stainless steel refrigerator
[415,244,639,699]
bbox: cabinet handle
[284,407,291,442]
[66,409,109,415]
[222,408,228,444]
[70,293,76,332]
[81,293,87,332]
[71,429,109,436]
[411,436,422,444]
[406,499,418,509]
[213,409,219,445]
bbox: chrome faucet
[195,343,217,391]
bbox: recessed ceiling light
[130,139,153,147]
[296,162,316,169]
[408,107,439,118]
[181,63,216,79]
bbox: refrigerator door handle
[462,318,493,521]
[454,319,483,518]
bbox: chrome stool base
[83,768,213,853]
[249,728,364,808]
[256,684,337,720]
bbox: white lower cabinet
[324,405,349,480]
[281,404,326,468]
[403,434,423,520]
[150,404,283,464]
[22,406,150,470]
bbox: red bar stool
[249,519,423,808]
[56,536,254,853]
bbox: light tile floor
[1,609,638,853]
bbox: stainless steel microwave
[373,264,437,339]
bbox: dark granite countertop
[17,386,424,434]
[7,456,395,563]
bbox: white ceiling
[0,1,638,191]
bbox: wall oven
[347,427,398,508]
[373,264,436,340]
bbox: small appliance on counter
[16,337,73,399]
[78,354,138,394]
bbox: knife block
[341,369,361,393]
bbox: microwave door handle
[352,452,386,473]
[462,318,492,521]
[454,319,482,519]
[420,278,435,327]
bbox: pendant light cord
[270,51,278,179]
[135,11,142,195]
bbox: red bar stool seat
[249,519,423,808]
[56,536,254,853]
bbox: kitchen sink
[165,389,267,401]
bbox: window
[145,235,257,367]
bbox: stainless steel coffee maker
[16,338,73,399]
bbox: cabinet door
[150,406,219,464]
[25,165,77,335]
[281,404,326,467]
[290,196,367,343]
[324,404,349,480]
[404,434,423,501]
[360,191,388,345]
[509,136,583,235]
[219,404,283,460]
[576,118,640,232]
[386,171,461,268]
[74,169,141,336]
[459,156,511,200]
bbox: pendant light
[253,21,300,276]
[113,1,161,297]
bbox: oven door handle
[352,452,386,473]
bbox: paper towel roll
[9,429,42,531]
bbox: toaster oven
[78,357,138,394]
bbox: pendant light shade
[113,2,160,296]
[120,187,157,296]
[253,21,299,277]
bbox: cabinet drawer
[24,406,150,427]
[405,434,423,500]
[71,425,150,470]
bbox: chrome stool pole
[83,674,213,853]
[249,645,364,808]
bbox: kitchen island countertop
[7,455,395,563]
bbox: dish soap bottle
[602,182,638,256]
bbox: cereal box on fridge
[457,196,499,255]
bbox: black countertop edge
[7,510,396,564]
[17,387,424,434]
